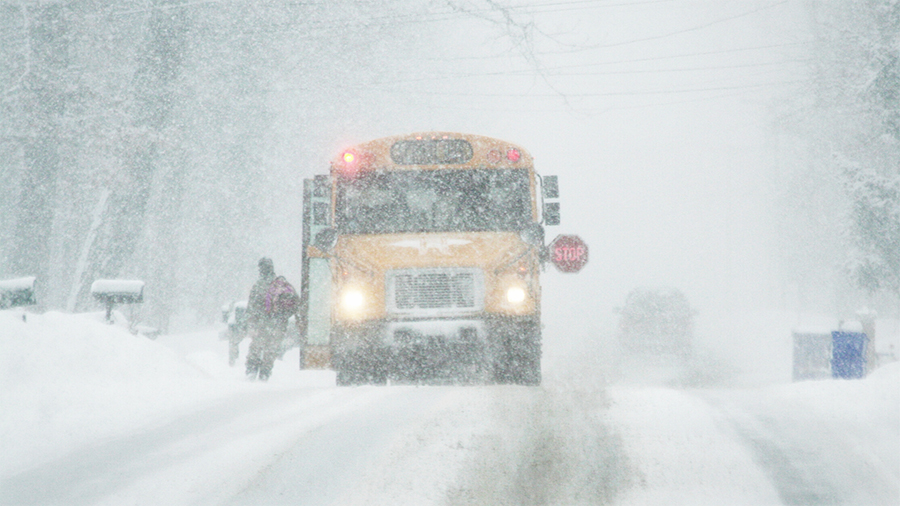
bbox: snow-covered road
[607,383,899,506]
[2,311,897,505]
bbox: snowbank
[0,311,331,476]
[1,312,204,474]
[2,310,896,504]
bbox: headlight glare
[506,286,527,304]
[341,289,365,311]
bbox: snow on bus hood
[334,232,530,272]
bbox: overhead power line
[358,58,807,86]
[267,78,808,98]
[542,0,792,53]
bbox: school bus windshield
[335,168,531,234]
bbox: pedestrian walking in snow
[245,258,299,381]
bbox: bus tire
[511,319,541,386]
[335,357,387,386]
[489,317,541,386]
[336,368,359,386]
[511,351,541,386]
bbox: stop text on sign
[548,234,588,273]
[554,245,585,263]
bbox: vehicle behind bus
[300,133,560,386]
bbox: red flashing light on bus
[335,149,372,177]
[507,148,521,162]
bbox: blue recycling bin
[831,331,867,379]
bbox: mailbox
[91,279,145,323]
[0,277,37,309]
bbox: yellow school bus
[300,132,560,385]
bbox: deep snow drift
[1,310,332,477]
[1,310,897,505]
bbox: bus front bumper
[331,316,539,383]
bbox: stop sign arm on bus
[548,234,588,273]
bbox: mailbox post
[91,279,145,324]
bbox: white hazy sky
[250,0,809,335]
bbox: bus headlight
[506,286,527,304]
[341,289,365,312]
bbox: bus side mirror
[519,222,545,247]
[313,227,338,254]
[542,175,559,199]
[543,202,560,226]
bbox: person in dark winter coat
[245,257,299,381]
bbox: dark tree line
[5,3,68,302]
[816,0,900,300]
[0,1,376,330]
[1,2,264,331]
[778,0,899,315]
[1,1,508,331]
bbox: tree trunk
[8,4,68,307]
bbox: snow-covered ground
[1,310,897,505]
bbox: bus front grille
[387,268,484,315]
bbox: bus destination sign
[549,234,588,273]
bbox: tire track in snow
[705,390,899,506]
[707,401,843,506]
[727,420,842,505]
[605,386,782,505]
[446,384,632,506]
